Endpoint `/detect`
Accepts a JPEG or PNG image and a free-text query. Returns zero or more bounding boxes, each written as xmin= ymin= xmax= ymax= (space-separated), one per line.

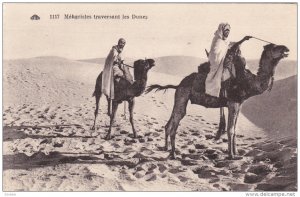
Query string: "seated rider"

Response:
xmin=205 ymin=23 xmax=252 ymax=97
xmin=101 ymin=38 xmax=133 ymax=100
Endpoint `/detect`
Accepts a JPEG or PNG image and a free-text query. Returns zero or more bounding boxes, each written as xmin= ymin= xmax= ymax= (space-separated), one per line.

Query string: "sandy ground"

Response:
xmin=2 ymin=57 xmax=297 ymax=191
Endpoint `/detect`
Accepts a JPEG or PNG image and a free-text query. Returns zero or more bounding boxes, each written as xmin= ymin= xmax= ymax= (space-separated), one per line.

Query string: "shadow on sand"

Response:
xmin=3 ymin=125 xmax=93 ymax=141
xmin=3 ymin=151 xmax=101 ymax=170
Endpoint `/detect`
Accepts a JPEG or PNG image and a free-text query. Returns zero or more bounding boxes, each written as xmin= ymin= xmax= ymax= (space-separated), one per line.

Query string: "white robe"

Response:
xmin=101 ymin=46 xmax=122 ymax=99
xmin=205 ymin=32 xmax=235 ymax=97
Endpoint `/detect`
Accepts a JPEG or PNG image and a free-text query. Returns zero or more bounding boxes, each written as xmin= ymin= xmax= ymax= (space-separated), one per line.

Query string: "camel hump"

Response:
xmin=198 ymin=62 xmax=210 ymax=74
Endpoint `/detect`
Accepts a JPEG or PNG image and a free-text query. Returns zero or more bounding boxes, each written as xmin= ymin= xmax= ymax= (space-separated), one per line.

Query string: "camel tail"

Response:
xmin=145 ymin=84 xmax=178 ymax=94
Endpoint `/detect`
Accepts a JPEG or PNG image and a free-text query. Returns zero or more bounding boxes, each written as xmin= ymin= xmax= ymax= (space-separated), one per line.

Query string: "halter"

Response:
xmin=144 ymin=58 xmax=150 ymax=69
xmin=123 ymin=58 xmax=149 ymax=69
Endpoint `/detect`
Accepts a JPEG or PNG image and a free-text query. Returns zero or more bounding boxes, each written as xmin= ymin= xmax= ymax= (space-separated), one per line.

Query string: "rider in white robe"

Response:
xmin=206 ymin=23 xmax=232 ymax=97
xmin=205 ymin=23 xmax=252 ymax=97
xmin=101 ymin=38 xmax=126 ymax=99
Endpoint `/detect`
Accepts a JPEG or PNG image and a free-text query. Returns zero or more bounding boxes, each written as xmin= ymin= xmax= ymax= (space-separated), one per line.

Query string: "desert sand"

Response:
xmin=2 ymin=56 xmax=297 ymax=191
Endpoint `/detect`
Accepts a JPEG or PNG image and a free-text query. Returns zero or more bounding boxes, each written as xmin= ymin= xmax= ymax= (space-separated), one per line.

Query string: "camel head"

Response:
xmin=263 ymin=44 xmax=289 ymax=61
xmin=133 ymin=59 xmax=155 ymax=81
xmin=257 ymin=44 xmax=289 ymax=76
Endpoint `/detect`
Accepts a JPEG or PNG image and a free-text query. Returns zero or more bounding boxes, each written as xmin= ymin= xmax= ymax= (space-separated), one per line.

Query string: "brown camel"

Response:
xmin=146 ymin=44 xmax=289 ymax=159
xmin=92 ymin=59 xmax=155 ymax=140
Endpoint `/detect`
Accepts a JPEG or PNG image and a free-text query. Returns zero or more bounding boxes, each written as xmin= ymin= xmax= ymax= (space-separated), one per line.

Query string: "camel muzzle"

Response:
xmin=278 ymin=46 xmax=289 ymax=58
xmin=282 ymin=48 xmax=289 ymax=58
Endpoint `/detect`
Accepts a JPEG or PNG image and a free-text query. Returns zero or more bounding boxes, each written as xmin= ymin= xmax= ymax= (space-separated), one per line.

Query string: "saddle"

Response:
xmin=114 ymin=63 xmax=134 ymax=83
xmin=197 ymin=46 xmax=248 ymax=98
xmin=198 ymin=44 xmax=247 ymax=81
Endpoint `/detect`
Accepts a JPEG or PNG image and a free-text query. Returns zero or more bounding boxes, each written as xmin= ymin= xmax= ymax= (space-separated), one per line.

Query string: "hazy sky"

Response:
xmin=3 ymin=3 xmax=297 ymax=60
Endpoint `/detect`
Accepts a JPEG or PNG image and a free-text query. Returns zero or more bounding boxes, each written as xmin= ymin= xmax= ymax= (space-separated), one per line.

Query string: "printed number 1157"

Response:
xmin=50 ymin=14 xmax=60 ymax=19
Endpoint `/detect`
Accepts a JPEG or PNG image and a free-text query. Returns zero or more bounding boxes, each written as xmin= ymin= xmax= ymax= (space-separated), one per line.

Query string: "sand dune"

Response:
xmin=81 ymin=56 xmax=297 ymax=80
xmin=241 ymin=76 xmax=297 ymax=139
xmin=151 ymin=56 xmax=205 ymax=77
xmin=3 ymin=56 xmax=100 ymax=106
xmin=246 ymin=59 xmax=297 ymax=80
xmin=3 ymin=56 xmax=297 ymax=191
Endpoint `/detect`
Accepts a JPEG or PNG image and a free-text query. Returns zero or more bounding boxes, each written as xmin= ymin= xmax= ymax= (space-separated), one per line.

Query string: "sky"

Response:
xmin=3 ymin=3 xmax=297 ymax=60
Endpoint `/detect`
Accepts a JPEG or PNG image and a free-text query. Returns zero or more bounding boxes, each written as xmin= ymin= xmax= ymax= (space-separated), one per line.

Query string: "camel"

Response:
xmin=92 ymin=59 xmax=155 ymax=140
xmin=146 ymin=44 xmax=289 ymax=159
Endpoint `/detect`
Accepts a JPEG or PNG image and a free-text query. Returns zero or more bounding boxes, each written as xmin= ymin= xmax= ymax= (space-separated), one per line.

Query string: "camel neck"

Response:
xmin=257 ymin=54 xmax=278 ymax=79
xmin=254 ymin=54 xmax=280 ymax=94
xmin=132 ymin=75 xmax=148 ymax=97
xmin=136 ymin=77 xmax=147 ymax=88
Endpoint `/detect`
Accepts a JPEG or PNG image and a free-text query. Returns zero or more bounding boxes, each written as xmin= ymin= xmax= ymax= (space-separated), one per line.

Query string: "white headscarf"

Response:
xmin=214 ymin=23 xmax=231 ymax=41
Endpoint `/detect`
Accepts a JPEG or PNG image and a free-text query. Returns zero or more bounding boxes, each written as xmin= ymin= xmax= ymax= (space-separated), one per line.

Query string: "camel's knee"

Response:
xmin=166 ymin=117 xmax=176 ymax=129
xmin=166 ymin=116 xmax=175 ymax=131
xmin=170 ymin=130 xmax=177 ymax=139
xmin=165 ymin=121 xmax=170 ymax=132
xmin=227 ymin=130 xmax=234 ymax=138
xmin=165 ymin=127 xmax=168 ymax=137
xmin=94 ymin=110 xmax=98 ymax=117
xmin=129 ymin=112 xmax=134 ymax=121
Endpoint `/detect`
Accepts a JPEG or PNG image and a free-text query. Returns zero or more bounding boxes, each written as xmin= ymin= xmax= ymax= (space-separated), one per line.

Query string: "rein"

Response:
xmin=251 ymin=36 xmax=275 ymax=45
xmin=205 ymin=36 xmax=277 ymax=92
xmin=123 ymin=63 xmax=134 ymax=68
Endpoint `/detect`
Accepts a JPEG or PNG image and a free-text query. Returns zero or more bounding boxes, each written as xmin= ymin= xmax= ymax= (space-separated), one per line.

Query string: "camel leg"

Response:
xmin=164 ymin=120 xmax=171 ymax=151
xmin=227 ymin=101 xmax=241 ymax=159
xmin=105 ymin=101 xmax=119 ymax=140
xmin=128 ymin=99 xmax=137 ymax=138
xmin=92 ymin=93 xmax=101 ymax=130
xmin=215 ymin=107 xmax=226 ymax=140
xmin=220 ymin=107 xmax=226 ymax=134
xmin=216 ymin=88 xmax=227 ymax=140
xmin=92 ymin=73 xmax=102 ymax=130
xmin=166 ymin=88 xmax=190 ymax=159
xmin=106 ymin=96 xmax=111 ymax=117
xmin=232 ymin=105 xmax=241 ymax=156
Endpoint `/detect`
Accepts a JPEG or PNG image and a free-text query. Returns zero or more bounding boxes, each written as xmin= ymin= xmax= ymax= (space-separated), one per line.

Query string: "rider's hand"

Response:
xmin=243 ymin=36 xmax=252 ymax=41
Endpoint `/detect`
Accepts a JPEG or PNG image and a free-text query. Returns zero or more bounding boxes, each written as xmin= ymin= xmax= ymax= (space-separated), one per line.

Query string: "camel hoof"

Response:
xmin=215 ymin=130 xmax=226 ymax=140
xmin=215 ymin=134 xmax=221 ymax=141
xmin=226 ymin=155 xmax=242 ymax=160
xmin=168 ymin=153 xmax=176 ymax=160
xmin=232 ymin=156 xmax=243 ymax=160
xmin=226 ymin=155 xmax=234 ymax=160
xmin=105 ymin=134 xmax=111 ymax=140
xmin=214 ymin=139 xmax=223 ymax=144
